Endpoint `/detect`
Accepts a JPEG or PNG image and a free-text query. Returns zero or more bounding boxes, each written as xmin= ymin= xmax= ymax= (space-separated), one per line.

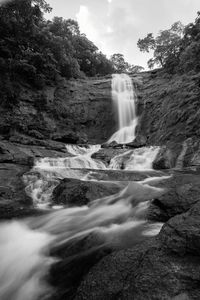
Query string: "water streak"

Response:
xmin=109 ymin=74 xmax=138 ymax=144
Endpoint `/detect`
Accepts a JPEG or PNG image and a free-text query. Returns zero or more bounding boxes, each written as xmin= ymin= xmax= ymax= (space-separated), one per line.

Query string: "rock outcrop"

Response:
xmin=0 ymin=138 xmax=69 ymax=219
xmin=0 ymin=77 xmax=115 ymax=144
xmin=75 ymin=197 xmax=200 ymax=300
xmin=52 ymin=178 xmax=121 ymax=207
xmin=75 ymin=237 xmax=200 ymax=300
xmin=148 ymin=172 xmax=200 ymax=221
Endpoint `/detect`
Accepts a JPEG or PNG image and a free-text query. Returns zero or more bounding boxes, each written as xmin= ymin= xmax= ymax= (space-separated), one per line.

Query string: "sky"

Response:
xmin=45 ymin=0 xmax=200 ymax=69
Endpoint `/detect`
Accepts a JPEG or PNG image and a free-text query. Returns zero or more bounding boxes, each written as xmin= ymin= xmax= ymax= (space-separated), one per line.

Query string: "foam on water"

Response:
xmin=109 ymin=146 xmax=160 ymax=170
xmin=0 ymin=74 xmax=166 ymax=300
xmin=23 ymin=145 xmax=106 ymax=208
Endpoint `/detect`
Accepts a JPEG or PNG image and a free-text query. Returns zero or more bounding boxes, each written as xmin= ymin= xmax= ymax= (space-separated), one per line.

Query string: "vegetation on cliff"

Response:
xmin=137 ymin=12 xmax=200 ymax=74
xmin=0 ymin=0 xmax=114 ymax=87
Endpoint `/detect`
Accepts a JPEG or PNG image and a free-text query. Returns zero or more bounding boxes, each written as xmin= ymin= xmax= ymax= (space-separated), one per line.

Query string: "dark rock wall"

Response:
xmin=2 ymin=70 xmax=200 ymax=147
xmin=1 ymin=77 xmax=116 ymax=144
xmin=135 ymin=70 xmax=200 ymax=146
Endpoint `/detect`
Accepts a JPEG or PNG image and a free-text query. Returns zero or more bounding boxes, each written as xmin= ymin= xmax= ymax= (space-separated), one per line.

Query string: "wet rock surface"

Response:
xmin=91 ymin=148 xmax=126 ymax=165
xmin=148 ymin=172 xmax=200 ymax=222
xmin=49 ymin=170 xmax=200 ymax=300
xmin=52 ymin=178 xmax=121 ymax=207
xmin=49 ymin=233 xmax=112 ymax=300
xmin=159 ymin=201 xmax=200 ymax=256
xmin=0 ymin=139 xmax=70 ymax=219
xmin=1 ymin=70 xmax=200 ymax=299
xmin=75 ymin=238 xmax=200 ymax=300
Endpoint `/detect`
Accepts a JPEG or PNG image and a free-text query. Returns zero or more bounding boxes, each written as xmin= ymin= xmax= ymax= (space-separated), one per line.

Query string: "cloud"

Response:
xmin=76 ymin=4 xmax=110 ymax=54
xmin=76 ymin=5 xmax=102 ymax=47
xmin=48 ymin=0 xmax=200 ymax=69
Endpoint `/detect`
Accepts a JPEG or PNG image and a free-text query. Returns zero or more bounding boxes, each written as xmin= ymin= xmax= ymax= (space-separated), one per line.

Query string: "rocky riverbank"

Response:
xmin=1 ymin=69 xmax=200 ymax=299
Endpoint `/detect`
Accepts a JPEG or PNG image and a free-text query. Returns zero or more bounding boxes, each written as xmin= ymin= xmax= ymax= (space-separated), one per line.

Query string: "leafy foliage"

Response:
xmin=111 ymin=53 xmax=144 ymax=74
xmin=178 ymin=12 xmax=200 ymax=73
xmin=137 ymin=21 xmax=184 ymax=69
xmin=137 ymin=13 xmax=200 ymax=74
xmin=0 ymin=0 xmax=115 ymax=91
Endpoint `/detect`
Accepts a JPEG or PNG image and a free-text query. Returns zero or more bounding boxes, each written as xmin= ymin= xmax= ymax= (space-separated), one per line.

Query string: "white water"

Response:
xmin=0 ymin=75 xmax=165 ymax=300
xmin=108 ymin=74 xmax=138 ymax=144
xmin=109 ymin=146 xmax=160 ymax=170
xmin=0 ymin=222 xmax=54 ymax=300
xmin=24 ymin=145 xmax=106 ymax=208
xmin=0 ymin=170 xmax=169 ymax=300
xmin=0 ymin=145 xmax=166 ymax=300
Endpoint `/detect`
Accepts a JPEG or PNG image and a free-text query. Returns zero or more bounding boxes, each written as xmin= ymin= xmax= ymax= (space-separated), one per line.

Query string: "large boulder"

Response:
xmin=49 ymin=233 xmax=112 ymax=300
xmin=91 ymin=148 xmax=127 ymax=166
xmin=75 ymin=238 xmax=200 ymax=300
xmin=159 ymin=201 xmax=200 ymax=256
xmin=52 ymin=178 xmax=121 ymax=207
xmin=148 ymin=172 xmax=200 ymax=222
xmin=153 ymin=145 xmax=176 ymax=169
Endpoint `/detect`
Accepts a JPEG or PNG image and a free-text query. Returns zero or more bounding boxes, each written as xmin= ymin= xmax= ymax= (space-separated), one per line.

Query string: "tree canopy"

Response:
xmin=0 ymin=0 xmax=115 ymax=88
xmin=0 ymin=0 xmax=145 ymax=111
xmin=137 ymin=13 xmax=200 ymax=74
xmin=111 ymin=53 xmax=144 ymax=74
xmin=137 ymin=21 xmax=184 ymax=69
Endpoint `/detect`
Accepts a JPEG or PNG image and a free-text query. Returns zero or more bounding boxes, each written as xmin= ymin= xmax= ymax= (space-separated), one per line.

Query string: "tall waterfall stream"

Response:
xmin=0 ymin=74 xmax=168 ymax=300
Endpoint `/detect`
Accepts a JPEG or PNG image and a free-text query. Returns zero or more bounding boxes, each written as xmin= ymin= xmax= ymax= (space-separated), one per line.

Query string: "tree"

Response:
xmin=110 ymin=53 xmax=144 ymax=74
xmin=110 ymin=53 xmax=129 ymax=73
xmin=127 ymin=65 xmax=144 ymax=73
xmin=178 ymin=12 xmax=200 ymax=72
xmin=137 ymin=21 xmax=184 ymax=69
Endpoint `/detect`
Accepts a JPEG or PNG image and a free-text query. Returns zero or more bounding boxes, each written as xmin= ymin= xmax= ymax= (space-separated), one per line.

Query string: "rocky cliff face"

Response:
xmin=0 ymin=76 xmax=116 ymax=144
xmin=135 ymin=70 xmax=200 ymax=145
xmin=2 ymin=70 xmax=200 ymax=153
xmin=129 ymin=70 xmax=200 ymax=169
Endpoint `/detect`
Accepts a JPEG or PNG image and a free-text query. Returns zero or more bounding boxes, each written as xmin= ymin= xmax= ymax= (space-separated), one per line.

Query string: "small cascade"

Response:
xmin=108 ymin=74 xmax=138 ymax=144
xmin=109 ymin=146 xmax=160 ymax=170
xmin=36 ymin=144 xmax=105 ymax=170
xmin=23 ymin=145 xmax=106 ymax=208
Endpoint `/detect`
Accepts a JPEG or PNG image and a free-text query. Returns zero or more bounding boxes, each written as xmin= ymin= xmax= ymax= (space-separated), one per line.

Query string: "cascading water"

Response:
xmin=24 ymin=145 xmax=106 ymax=208
xmin=108 ymin=73 xmax=138 ymax=144
xmin=0 ymin=75 xmax=165 ymax=300
xmin=109 ymin=146 xmax=160 ymax=170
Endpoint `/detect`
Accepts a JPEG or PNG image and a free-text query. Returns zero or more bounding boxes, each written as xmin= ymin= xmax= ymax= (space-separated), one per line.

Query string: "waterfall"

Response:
xmin=0 ymin=74 xmax=164 ymax=300
xmin=108 ymin=73 xmax=138 ymax=144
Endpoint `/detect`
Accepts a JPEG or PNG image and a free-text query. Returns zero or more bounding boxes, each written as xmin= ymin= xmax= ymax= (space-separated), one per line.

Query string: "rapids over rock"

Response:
xmin=1 ymin=73 xmax=198 ymax=300
xmin=0 ymin=142 xmax=167 ymax=300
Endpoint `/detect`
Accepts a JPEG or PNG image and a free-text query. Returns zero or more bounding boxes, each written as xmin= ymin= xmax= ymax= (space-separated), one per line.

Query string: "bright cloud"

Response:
xmin=47 ymin=0 xmax=200 ymax=69
xmin=76 ymin=5 xmax=103 ymax=49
